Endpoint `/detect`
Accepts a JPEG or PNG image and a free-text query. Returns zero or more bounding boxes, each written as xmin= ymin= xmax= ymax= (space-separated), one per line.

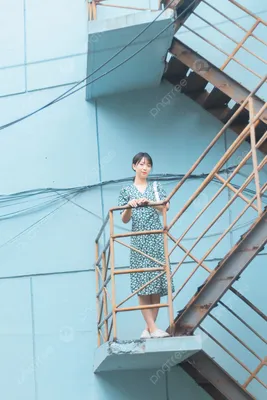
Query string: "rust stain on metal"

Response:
xmin=242 ymin=246 xmax=260 ymax=252
xmin=194 ymin=303 xmax=212 ymax=311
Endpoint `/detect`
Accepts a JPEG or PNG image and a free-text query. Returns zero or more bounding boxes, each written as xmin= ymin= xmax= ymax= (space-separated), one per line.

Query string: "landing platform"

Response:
xmin=86 ymin=9 xmax=175 ymax=100
xmin=94 ymin=335 xmax=201 ymax=373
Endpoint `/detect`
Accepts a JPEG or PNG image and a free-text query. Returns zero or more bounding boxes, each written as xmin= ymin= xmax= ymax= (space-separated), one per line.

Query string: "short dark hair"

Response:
xmin=132 ymin=152 xmax=153 ymax=169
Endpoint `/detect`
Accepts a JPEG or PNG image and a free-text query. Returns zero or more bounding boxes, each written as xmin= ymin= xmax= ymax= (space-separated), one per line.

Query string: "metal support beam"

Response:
xmin=174 ymin=207 xmax=267 ymax=336
xmin=181 ymin=351 xmax=255 ymax=400
xmin=169 ymin=39 xmax=267 ymax=125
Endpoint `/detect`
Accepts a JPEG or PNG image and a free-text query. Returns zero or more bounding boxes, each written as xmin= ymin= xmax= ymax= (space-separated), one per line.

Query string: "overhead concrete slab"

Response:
xmin=94 ymin=335 xmax=202 ymax=373
xmin=86 ymin=10 xmax=175 ymax=100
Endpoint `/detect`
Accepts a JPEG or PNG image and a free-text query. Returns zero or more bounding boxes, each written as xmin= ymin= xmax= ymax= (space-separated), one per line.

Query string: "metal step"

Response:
xmin=201 ymin=88 xmax=231 ymax=109
xmin=163 ymin=56 xmax=189 ymax=85
xmin=165 ymin=39 xmax=267 ymax=153
xmin=182 ymin=71 xmax=208 ymax=95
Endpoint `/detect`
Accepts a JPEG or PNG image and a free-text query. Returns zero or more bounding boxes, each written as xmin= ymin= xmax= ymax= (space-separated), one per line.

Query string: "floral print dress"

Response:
xmin=118 ymin=182 xmax=175 ymax=297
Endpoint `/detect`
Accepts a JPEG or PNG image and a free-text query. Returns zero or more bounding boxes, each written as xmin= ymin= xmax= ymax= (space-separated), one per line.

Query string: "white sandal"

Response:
xmin=140 ymin=329 xmax=151 ymax=339
xmin=150 ymin=329 xmax=170 ymax=339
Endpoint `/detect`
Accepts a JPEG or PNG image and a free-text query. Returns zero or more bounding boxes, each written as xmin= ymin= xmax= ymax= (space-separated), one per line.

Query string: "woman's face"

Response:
xmin=133 ymin=157 xmax=152 ymax=179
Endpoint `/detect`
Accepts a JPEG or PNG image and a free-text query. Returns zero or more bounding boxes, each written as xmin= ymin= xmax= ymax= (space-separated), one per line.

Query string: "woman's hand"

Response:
xmin=128 ymin=199 xmax=139 ymax=208
xmin=137 ymin=198 xmax=150 ymax=206
xmin=128 ymin=198 xmax=150 ymax=208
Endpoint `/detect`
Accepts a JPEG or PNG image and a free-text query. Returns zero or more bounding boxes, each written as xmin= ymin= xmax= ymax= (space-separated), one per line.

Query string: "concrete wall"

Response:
xmin=0 ymin=1 xmax=266 ymax=399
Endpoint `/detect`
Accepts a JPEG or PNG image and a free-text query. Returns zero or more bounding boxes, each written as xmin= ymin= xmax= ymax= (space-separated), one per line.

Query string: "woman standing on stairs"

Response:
xmin=118 ymin=152 xmax=175 ymax=339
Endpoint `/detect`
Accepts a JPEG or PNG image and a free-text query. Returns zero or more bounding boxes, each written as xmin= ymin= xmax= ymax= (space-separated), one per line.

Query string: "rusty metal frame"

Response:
xmin=95 ymin=76 xmax=267 ymax=346
xmin=183 ymin=0 xmax=267 ymax=90
xmin=88 ymin=0 xmax=162 ymax=21
xmin=181 ymin=350 xmax=255 ymax=400
xmin=94 ymin=82 xmax=267 ymax=398
xmin=198 ymin=284 xmax=267 ymax=392
xmin=93 ymin=3 xmax=267 ymax=397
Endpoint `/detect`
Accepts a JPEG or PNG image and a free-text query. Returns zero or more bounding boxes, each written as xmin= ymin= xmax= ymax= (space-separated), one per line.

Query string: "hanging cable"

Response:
xmin=0 ymin=0 xmax=197 ymax=131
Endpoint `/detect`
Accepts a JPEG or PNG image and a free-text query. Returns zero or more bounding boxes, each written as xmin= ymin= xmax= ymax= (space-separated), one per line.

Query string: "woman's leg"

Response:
xmin=151 ymin=293 xmax=160 ymax=323
xmin=139 ymin=295 xmax=157 ymax=333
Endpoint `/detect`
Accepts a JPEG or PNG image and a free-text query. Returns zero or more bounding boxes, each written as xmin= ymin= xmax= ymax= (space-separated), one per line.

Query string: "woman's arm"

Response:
xmin=121 ymin=208 xmax=132 ymax=223
xmin=121 ymin=199 xmax=139 ymax=223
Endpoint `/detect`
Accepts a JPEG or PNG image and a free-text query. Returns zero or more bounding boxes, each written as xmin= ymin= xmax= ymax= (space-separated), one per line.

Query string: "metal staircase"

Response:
xmin=92 ymin=1 xmax=267 ymax=398
xmin=164 ymin=39 xmax=267 ymax=154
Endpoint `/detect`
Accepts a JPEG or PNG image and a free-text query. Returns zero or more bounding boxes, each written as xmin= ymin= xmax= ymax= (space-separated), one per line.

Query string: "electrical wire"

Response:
xmin=0 ymin=0 xmax=193 ymax=131
xmin=0 ymin=191 xmax=81 ymax=251
xmin=0 ymin=166 xmax=239 ymax=220
xmin=0 ymin=168 xmax=265 ymax=252
xmin=1 ymin=166 xmax=266 ymax=215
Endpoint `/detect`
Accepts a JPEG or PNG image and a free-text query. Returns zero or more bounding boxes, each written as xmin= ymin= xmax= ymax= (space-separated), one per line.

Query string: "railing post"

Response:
xmin=102 ymin=251 xmax=109 ymax=341
xmin=95 ymin=240 xmax=101 ymax=346
xmin=162 ymin=205 xmax=174 ymax=335
xmin=109 ymin=211 xmax=117 ymax=340
xmin=249 ymin=98 xmax=262 ymax=215
xmin=92 ymin=0 xmax=97 ymax=20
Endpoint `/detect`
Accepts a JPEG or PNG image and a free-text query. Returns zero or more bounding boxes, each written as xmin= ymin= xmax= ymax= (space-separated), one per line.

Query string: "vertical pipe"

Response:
xmin=95 ymin=241 xmax=101 ymax=346
xmin=109 ymin=211 xmax=117 ymax=340
xmin=163 ymin=206 xmax=174 ymax=335
xmin=249 ymin=98 xmax=262 ymax=215
xmin=102 ymin=252 xmax=109 ymax=341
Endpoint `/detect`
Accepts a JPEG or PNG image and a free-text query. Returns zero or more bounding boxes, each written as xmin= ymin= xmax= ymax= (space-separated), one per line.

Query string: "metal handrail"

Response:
xmin=88 ymin=0 xmax=163 ymax=21
xmin=199 ymin=286 xmax=267 ymax=392
xmin=183 ymin=0 xmax=267 ymax=98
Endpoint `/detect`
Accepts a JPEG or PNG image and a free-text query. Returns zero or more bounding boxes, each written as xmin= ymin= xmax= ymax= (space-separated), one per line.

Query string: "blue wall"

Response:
xmin=0 ymin=1 xmax=266 ymax=399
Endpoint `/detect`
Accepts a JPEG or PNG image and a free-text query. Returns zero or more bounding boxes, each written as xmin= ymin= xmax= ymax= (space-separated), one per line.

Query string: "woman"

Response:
xmin=118 ymin=152 xmax=174 ymax=339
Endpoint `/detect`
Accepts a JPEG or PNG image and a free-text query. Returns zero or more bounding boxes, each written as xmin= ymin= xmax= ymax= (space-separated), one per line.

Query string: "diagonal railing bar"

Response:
xmin=202 ymin=0 xmax=267 ymax=47
xmin=209 ymin=313 xmax=262 ymax=361
xmin=192 ymin=11 xmax=267 ymax=66
xmin=219 ymin=300 xmax=267 ymax=345
xmin=116 ymin=271 xmax=166 ymax=309
xmin=199 ymin=326 xmax=267 ymax=389
xmin=172 ymin=179 xmax=267 ymax=301
xmin=96 ymin=275 xmax=111 ymax=298
xmin=166 ymin=76 xmax=267 ymax=221
xmin=214 ymin=173 xmax=258 ymax=212
xmin=183 ymin=23 xmax=262 ymax=79
xmin=172 ymin=180 xmax=267 ymax=302
xmin=114 ymin=238 xmax=166 ymax=267
xmin=169 ymin=131 xmax=267 ymax=270
xmin=167 ymin=97 xmax=267 ymax=230
xmin=95 ymin=241 xmax=110 ymax=267
xmin=229 ymin=0 xmax=267 ymax=26
xmin=102 ymin=251 xmax=109 ymax=340
xmin=243 ymin=356 xmax=267 ymax=389
xmin=167 ymin=231 xmax=212 ymax=273
xmin=229 ymin=287 xmax=267 ymax=322
xmin=104 ymin=286 xmax=112 ymax=304
xmin=98 ymin=311 xmax=113 ymax=329
xmin=199 ymin=326 xmax=254 ymax=374
xmin=220 ymin=19 xmax=261 ymax=73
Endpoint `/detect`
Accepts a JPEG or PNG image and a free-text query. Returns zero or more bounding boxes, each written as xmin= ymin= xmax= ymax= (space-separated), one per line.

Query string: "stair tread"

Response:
xmin=202 ymin=88 xmax=231 ymax=109
xmin=182 ymin=71 xmax=208 ymax=94
xmin=164 ymin=56 xmax=189 ymax=78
